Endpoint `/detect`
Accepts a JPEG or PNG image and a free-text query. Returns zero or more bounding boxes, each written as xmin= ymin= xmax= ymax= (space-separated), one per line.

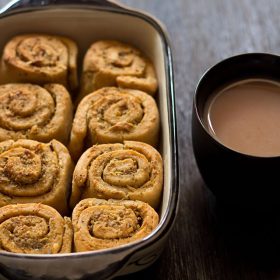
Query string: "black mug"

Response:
xmin=192 ymin=53 xmax=280 ymax=212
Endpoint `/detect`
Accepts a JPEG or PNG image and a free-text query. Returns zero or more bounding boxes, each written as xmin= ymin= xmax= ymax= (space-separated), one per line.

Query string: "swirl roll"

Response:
xmin=70 ymin=141 xmax=163 ymax=209
xmin=0 ymin=34 xmax=78 ymax=91
xmin=79 ymin=40 xmax=158 ymax=100
xmin=69 ymin=87 xmax=159 ymax=161
xmin=0 ymin=83 xmax=73 ymax=144
xmin=0 ymin=203 xmax=73 ymax=254
xmin=0 ymin=139 xmax=73 ymax=215
xmin=72 ymin=198 xmax=159 ymax=252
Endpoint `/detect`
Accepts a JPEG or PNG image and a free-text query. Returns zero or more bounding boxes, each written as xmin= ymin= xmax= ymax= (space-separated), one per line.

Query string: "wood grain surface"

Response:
xmin=0 ymin=0 xmax=280 ymax=279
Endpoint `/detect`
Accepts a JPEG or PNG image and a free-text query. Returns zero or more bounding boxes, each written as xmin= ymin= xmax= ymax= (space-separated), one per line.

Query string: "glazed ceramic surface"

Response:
xmin=192 ymin=53 xmax=280 ymax=211
xmin=0 ymin=1 xmax=178 ymax=279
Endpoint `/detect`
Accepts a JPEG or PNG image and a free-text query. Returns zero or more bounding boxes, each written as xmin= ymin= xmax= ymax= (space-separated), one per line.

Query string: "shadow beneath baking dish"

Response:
xmin=114 ymin=257 xmax=162 ymax=280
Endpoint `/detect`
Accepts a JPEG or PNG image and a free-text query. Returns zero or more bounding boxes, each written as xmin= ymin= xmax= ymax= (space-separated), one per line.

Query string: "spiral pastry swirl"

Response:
xmin=0 ymin=203 xmax=73 ymax=254
xmin=72 ymin=198 xmax=159 ymax=252
xmin=69 ymin=87 xmax=159 ymax=161
xmin=0 ymin=83 xmax=73 ymax=144
xmin=70 ymin=141 xmax=163 ymax=209
xmin=78 ymin=40 xmax=158 ymax=100
xmin=0 ymin=139 xmax=73 ymax=215
xmin=0 ymin=34 xmax=78 ymax=91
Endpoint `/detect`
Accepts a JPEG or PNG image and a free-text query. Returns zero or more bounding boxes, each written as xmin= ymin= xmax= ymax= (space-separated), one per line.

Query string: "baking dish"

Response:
xmin=0 ymin=0 xmax=178 ymax=279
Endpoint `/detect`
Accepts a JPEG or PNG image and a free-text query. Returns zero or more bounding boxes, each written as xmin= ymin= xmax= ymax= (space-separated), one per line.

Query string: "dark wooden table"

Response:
xmin=1 ymin=0 xmax=280 ymax=279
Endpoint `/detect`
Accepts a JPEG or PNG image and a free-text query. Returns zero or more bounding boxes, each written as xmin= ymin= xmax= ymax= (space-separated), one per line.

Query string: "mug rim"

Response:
xmin=193 ymin=52 xmax=280 ymax=159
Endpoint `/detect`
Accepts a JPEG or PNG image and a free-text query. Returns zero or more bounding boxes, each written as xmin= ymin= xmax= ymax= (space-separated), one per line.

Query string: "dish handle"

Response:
xmin=0 ymin=0 xmax=127 ymax=15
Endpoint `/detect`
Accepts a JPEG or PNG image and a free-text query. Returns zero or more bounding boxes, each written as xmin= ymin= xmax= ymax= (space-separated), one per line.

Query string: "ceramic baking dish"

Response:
xmin=0 ymin=1 xmax=178 ymax=279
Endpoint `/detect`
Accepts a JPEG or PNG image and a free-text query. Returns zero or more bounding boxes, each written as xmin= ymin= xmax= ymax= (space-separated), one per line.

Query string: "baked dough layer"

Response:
xmin=70 ymin=141 xmax=163 ymax=209
xmin=0 ymin=34 xmax=78 ymax=91
xmin=0 ymin=83 xmax=73 ymax=145
xmin=79 ymin=40 xmax=158 ymax=100
xmin=72 ymin=198 xmax=159 ymax=252
xmin=69 ymin=87 xmax=159 ymax=161
xmin=0 ymin=139 xmax=73 ymax=215
xmin=0 ymin=203 xmax=73 ymax=254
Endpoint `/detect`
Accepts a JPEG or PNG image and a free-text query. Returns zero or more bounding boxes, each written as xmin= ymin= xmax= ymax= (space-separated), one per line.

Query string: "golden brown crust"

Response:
xmin=0 ymin=83 xmax=73 ymax=145
xmin=70 ymin=141 xmax=163 ymax=209
xmin=72 ymin=198 xmax=159 ymax=252
xmin=68 ymin=87 xmax=160 ymax=161
xmin=0 ymin=203 xmax=73 ymax=254
xmin=0 ymin=34 xmax=78 ymax=91
xmin=0 ymin=139 xmax=73 ymax=215
xmin=78 ymin=40 xmax=157 ymax=100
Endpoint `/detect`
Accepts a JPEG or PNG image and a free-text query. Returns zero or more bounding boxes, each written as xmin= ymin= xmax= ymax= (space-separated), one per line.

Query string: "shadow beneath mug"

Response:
xmin=216 ymin=201 xmax=280 ymax=271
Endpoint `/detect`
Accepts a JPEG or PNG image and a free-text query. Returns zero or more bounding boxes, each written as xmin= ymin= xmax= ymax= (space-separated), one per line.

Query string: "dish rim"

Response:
xmin=0 ymin=0 xmax=179 ymax=260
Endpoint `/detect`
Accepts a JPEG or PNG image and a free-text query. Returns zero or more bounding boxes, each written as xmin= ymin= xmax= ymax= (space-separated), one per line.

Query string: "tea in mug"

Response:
xmin=204 ymin=79 xmax=280 ymax=157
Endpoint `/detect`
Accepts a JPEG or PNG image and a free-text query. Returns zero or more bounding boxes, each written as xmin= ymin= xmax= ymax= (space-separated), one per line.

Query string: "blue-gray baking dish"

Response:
xmin=0 ymin=1 xmax=178 ymax=279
